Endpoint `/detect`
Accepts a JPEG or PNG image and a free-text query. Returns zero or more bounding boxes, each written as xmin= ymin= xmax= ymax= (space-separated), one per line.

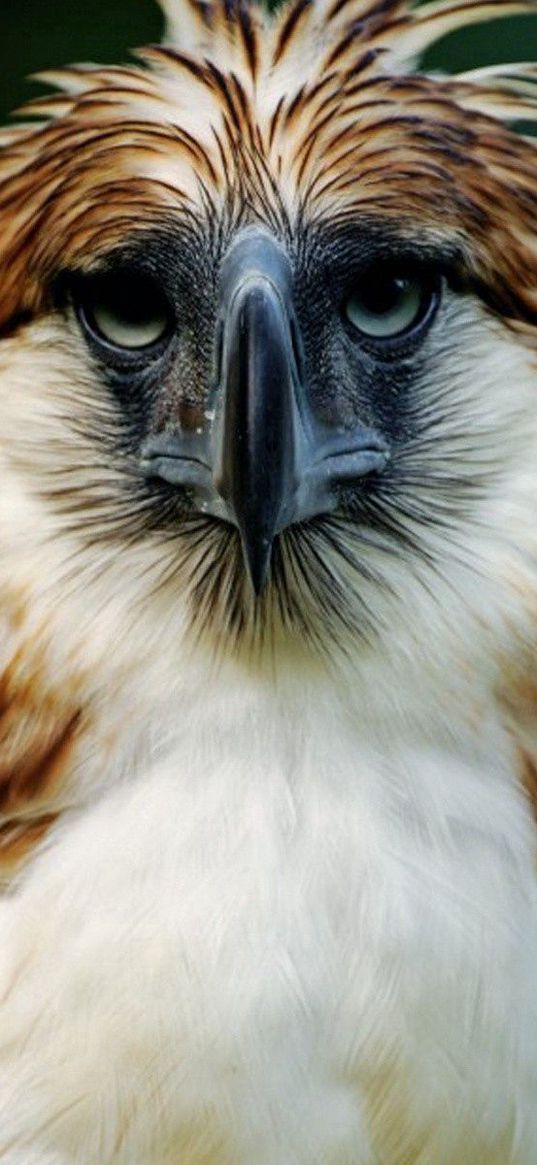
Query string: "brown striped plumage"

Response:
xmin=1 ymin=1 xmax=537 ymax=335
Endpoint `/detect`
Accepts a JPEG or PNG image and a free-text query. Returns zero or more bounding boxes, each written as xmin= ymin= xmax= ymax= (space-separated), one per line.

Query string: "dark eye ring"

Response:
xmin=342 ymin=265 xmax=441 ymax=344
xmin=73 ymin=270 xmax=174 ymax=356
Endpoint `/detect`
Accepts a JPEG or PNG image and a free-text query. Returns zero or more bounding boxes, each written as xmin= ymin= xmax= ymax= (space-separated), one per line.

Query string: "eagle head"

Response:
xmin=1 ymin=0 xmax=537 ymax=669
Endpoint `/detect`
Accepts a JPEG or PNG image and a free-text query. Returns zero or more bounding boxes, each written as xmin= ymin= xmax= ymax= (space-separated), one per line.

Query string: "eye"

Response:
xmin=74 ymin=271 xmax=173 ymax=353
xmin=343 ymin=266 xmax=439 ymax=342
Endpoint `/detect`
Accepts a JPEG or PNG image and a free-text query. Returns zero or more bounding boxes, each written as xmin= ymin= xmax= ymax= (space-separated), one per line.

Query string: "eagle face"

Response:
xmin=2 ymin=0 xmax=537 ymax=669
xmin=50 ymin=212 xmax=531 ymax=661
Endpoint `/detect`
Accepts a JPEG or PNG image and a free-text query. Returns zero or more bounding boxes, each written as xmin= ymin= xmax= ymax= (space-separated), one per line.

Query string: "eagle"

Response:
xmin=0 ymin=0 xmax=536 ymax=1161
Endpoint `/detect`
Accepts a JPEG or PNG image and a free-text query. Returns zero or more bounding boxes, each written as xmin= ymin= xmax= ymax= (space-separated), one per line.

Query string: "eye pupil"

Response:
xmin=343 ymin=267 xmax=437 ymax=342
xmin=75 ymin=271 xmax=172 ymax=353
xmin=361 ymin=276 xmax=408 ymax=316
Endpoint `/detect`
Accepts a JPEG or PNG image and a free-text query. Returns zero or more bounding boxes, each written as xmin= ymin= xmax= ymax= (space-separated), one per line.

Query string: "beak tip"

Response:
xmin=242 ymin=535 xmax=273 ymax=597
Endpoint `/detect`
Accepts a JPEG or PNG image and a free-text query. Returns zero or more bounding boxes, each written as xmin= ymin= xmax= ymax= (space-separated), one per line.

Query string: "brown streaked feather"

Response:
xmin=0 ymin=702 xmax=81 ymax=819
xmin=0 ymin=813 xmax=60 ymax=887
xmin=387 ymin=0 xmax=537 ymax=64
xmin=236 ymin=2 xmax=259 ymax=79
xmin=325 ymin=0 xmax=407 ymax=23
xmin=273 ymin=0 xmax=312 ymax=67
xmin=0 ymin=579 xmax=90 ymax=883
xmin=0 ymin=649 xmax=84 ymax=882
xmin=518 ymin=749 xmax=537 ymax=824
xmin=159 ymin=0 xmax=215 ymax=51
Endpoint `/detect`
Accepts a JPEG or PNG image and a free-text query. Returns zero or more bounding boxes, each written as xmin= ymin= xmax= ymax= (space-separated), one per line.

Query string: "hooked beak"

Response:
xmin=140 ymin=229 xmax=389 ymax=594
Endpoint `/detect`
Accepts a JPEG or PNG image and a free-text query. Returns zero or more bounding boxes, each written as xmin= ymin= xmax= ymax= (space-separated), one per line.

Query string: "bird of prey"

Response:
xmin=0 ymin=0 xmax=536 ymax=1161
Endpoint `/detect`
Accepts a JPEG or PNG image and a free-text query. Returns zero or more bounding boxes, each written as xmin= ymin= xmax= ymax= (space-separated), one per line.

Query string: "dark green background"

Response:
xmin=1 ymin=1 xmax=537 ymax=123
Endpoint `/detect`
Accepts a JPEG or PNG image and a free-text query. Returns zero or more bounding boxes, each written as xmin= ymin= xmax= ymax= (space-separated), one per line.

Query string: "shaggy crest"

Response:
xmin=0 ymin=0 xmax=537 ymax=333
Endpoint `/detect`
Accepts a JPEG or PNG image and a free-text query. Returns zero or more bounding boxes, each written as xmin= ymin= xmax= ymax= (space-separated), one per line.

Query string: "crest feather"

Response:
xmin=389 ymin=0 xmax=537 ymax=66
xmin=1 ymin=0 xmax=537 ymax=333
xmin=156 ymin=0 xmax=537 ymax=70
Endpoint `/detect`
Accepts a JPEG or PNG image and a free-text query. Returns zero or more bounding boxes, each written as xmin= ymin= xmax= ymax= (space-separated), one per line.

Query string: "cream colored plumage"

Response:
xmin=0 ymin=1 xmax=537 ymax=1162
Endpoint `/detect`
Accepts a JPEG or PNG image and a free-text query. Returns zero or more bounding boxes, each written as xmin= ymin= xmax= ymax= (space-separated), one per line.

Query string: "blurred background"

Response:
xmin=1 ymin=0 xmax=537 ymax=123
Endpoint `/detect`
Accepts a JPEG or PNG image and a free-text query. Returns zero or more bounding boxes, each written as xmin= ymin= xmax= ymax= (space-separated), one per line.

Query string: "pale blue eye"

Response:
xmin=344 ymin=273 xmax=426 ymax=339
xmin=78 ymin=272 xmax=172 ymax=351
xmin=92 ymin=301 xmax=168 ymax=348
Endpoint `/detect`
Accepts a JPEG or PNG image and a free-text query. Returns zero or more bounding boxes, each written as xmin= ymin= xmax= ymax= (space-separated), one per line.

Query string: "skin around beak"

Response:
xmin=140 ymin=229 xmax=389 ymax=595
